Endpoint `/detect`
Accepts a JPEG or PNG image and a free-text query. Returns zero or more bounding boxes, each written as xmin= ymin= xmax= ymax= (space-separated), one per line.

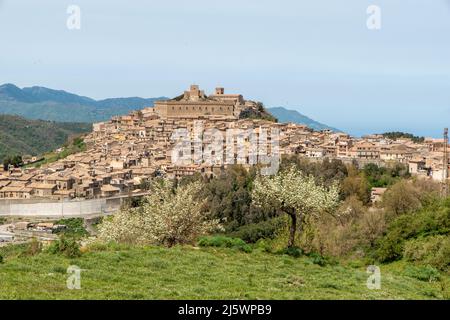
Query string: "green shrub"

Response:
xmin=54 ymin=218 xmax=89 ymax=238
xmin=374 ymin=201 xmax=450 ymax=262
xmin=240 ymin=244 xmax=253 ymax=253
xmin=278 ymin=247 xmax=302 ymax=258
xmin=227 ymin=217 xmax=287 ymax=243
xmin=47 ymin=236 xmax=81 ymax=258
xmin=198 ymin=236 xmax=252 ymax=253
xmin=0 ymin=254 xmax=3 ymax=264
xmin=309 ymin=252 xmax=328 ymax=266
xmin=404 ymin=265 xmax=441 ymax=282
xmin=404 ymin=235 xmax=450 ymax=271
xmin=254 ymin=239 xmax=274 ymax=253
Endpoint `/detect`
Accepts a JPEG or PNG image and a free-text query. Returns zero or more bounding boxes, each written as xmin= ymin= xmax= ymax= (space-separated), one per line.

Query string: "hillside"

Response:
xmin=0 ymin=115 xmax=91 ymax=161
xmin=268 ymin=107 xmax=340 ymax=132
xmin=0 ymin=244 xmax=446 ymax=299
xmin=0 ymin=84 xmax=166 ymax=123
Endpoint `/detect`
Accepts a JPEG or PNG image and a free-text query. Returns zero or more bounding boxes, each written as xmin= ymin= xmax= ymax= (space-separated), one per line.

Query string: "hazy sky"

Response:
xmin=0 ymin=0 xmax=449 ymax=137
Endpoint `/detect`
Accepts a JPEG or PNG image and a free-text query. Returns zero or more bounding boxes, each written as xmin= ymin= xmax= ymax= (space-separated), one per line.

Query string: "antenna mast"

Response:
xmin=442 ymin=128 xmax=449 ymax=197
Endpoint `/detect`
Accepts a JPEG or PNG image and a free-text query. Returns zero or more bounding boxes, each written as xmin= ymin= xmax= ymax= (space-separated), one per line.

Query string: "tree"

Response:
xmin=382 ymin=131 xmax=425 ymax=143
xmin=382 ymin=180 xmax=422 ymax=218
xmin=341 ymin=174 xmax=371 ymax=204
xmin=97 ymin=180 xmax=222 ymax=247
xmin=252 ymin=166 xmax=340 ymax=248
xmin=280 ymin=156 xmax=348 ymax=187
xmin=3 ymin=155 xmax=23 ymax=171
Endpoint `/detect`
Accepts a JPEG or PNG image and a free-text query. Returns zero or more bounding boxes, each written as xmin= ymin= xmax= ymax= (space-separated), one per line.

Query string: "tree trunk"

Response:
xmin=287 ymin=212 xmax=297 ymax=248
xmin=298 ymin=212 xmax=304 ymax=234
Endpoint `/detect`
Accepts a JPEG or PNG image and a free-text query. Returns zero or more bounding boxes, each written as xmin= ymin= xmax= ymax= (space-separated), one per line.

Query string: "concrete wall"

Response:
xmin=0 ymin=197 xmax=125 ymax=218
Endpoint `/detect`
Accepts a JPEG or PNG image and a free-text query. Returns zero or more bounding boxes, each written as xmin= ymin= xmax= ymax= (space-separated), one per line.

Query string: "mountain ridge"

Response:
xmin=0 ymin=84 xmax=338 ymax=131
xmin=267 ymin=107 xmax=340 ymax=132
xmin=0 ymin=84 xmax=167 ymax=123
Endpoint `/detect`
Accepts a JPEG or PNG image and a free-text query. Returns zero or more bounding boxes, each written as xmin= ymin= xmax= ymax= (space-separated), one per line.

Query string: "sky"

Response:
xmin=0 ymin=0 xmax=449 ymax=137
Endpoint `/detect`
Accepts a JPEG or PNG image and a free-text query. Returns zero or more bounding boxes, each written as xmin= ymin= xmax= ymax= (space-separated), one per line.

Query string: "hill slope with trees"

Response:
xmin=0 ymin=115 xmax=91 ymax=162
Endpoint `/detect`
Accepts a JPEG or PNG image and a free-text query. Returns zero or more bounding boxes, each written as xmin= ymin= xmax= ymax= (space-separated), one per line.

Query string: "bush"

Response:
xmin=0 ymin=254 xmax=3 ymax=264
xmin=227 ymin=217 xmax=287 ymax=243
xmin=374 ymin=201 xmax=450 ymax=263
xmin=54 ymin=218 xmax=88 ymax=238
xmin=198 ymin=236 xmax=252 ymax=253
xmin=363 ymin=163 xmax=409 ymax=188
xmin=296 ymin=201 xmax=385 ymax=259
xmin=47 ymin=236 xmax=81 ymax=258
xmin=278 ymin=247 xmax=302 ymax=258
xmin=308 ymin=252 xmax=328 ymax=266
xmin=404 ymin=265 xmax=441 ymax=282
xmin=403 ymin=235 xmax=450 ymax=271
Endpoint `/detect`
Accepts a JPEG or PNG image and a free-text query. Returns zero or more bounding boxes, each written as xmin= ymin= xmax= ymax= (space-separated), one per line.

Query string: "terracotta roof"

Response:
xmin=29 ymin=183 xmax=57 ymax=189
xmin=101 ymin=185 xmax=120 ymax=192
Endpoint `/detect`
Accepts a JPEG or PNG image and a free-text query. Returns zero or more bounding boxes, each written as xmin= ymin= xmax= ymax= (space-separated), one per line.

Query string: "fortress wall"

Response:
xmin=154 ymin=102 xmax=235 ymax=118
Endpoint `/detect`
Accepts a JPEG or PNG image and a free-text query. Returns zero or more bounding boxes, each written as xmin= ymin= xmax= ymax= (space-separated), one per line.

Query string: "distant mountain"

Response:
xmin=267 ymin=107 xmax=340 ymax=132
xmin=0 ymin=114 xmax=91 ymax=162
xmin=0 ymin=84 xmax=166 ymax=123
xmin=0 ymin=84 xmax=337 ymax=131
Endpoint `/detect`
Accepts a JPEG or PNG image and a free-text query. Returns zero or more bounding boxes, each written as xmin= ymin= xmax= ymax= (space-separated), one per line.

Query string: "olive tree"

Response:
xmin=252 ymin=166 xmax=340 ymax=248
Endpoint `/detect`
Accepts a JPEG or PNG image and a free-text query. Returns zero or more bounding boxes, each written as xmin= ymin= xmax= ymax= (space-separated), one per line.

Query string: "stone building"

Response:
xmin=145 ymin=85 xmax=246 ymax=120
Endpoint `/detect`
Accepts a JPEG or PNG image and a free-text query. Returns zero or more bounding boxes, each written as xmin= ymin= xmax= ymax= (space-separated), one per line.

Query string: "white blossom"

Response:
xmin=252 ymin=165 xmax=340 ymax=247
xmin=97 ymin=180 xmax=221 ymax=246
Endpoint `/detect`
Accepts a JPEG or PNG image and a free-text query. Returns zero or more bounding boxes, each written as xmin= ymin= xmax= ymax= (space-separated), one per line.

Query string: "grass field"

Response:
xmin=0 ymin=244 xmax=448 ymax=300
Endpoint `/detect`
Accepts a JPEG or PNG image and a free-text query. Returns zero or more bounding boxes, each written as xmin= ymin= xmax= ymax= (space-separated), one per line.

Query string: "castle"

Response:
xmin=142 ymin=85 xmax=252 ymax=120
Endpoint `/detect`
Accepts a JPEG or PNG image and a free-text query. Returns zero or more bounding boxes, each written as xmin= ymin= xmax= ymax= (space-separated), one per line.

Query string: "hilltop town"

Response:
xmin=0 ymin=85 xmax=449 ymax=200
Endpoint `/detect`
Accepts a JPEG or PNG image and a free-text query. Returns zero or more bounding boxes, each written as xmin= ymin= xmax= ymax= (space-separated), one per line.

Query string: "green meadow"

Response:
xmin=0 ymin=244 xmax=447 ymax=300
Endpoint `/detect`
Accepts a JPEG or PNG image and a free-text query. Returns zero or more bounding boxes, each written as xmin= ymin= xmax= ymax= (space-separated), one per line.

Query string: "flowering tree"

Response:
xmin=97 ymin=180 xmax=221 ymax=247
xmin=252 ymin=166 xmax=340 ymax=248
